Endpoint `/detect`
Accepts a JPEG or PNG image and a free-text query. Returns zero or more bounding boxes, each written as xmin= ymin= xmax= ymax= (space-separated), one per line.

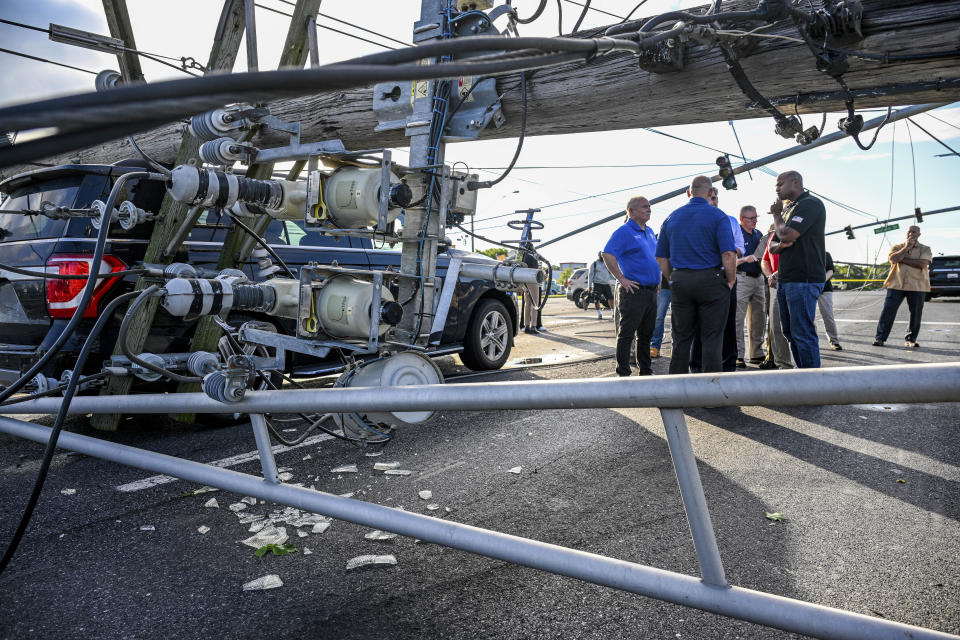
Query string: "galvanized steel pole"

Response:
xmin=7 ymin=363 xmax=959 ymax=415
xmin=0 ymin=415 xmax=955 ymax=640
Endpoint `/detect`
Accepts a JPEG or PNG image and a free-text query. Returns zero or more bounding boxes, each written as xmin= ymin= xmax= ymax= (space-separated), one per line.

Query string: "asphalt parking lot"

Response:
xmin=0 ymin=291 xmax=958 ymax=639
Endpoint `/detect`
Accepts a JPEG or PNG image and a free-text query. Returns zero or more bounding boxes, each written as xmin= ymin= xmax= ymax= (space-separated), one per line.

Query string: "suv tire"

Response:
xmin=461 ymin=298 xmax=513 ymax=370
xmin=574 ymin=290 xmax=589 ymax=309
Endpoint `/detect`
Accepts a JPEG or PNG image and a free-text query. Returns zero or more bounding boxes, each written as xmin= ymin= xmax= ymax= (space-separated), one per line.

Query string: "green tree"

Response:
xmin=479 ymin=247 xmax=508 ymax=260
xmin=558 ymin=267 xmax=573 ymax=285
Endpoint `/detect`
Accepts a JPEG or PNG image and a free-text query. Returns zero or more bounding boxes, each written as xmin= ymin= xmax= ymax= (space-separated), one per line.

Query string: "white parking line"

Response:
xmin=115 ymin=432 xmax=334 ymax=492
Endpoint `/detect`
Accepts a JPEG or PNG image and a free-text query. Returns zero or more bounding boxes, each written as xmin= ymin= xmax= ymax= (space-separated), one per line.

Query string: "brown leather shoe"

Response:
xmin=649 ymin=347 xmax=660 ymax=358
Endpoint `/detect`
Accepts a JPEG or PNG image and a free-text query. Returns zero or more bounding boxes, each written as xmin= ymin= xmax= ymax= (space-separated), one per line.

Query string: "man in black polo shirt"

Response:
xmin=768 ymin=171 xmax=826 ymax=368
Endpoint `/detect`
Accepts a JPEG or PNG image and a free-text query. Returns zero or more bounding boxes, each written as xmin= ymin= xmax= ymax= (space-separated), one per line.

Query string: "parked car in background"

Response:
xmin=928 ymin=255 xmax=960 ymax=300
xmin=565 ymin=268 xmax=588 ymax=306
xmin=0 ymin=163 xmax=519 ymax=389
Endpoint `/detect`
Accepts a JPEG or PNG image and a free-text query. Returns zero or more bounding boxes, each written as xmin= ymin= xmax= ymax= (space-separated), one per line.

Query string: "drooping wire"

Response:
xmin=467 ymin=72 xmax=527 ymax=191
xmin=0 ymin=47 xmax=98 ymax=76
xmin=513 ymin=0 xmax=549 ymax=24
xmin=255 ymin=3 xmax=396 ymax=51
xmin=273 ymin=0 xmax=411 ymax=46
xmin=905 ymin=120 xmax=917 ymax=212
xmin=220 ymin=209 xmax=297 ymax=279
xmin=923 ymin=112 xmax=960 ymax=132
xmin=907 ymin=118 xmax=960 ymax=158
xmin=0 ymin=289 xmax=140 ymax=574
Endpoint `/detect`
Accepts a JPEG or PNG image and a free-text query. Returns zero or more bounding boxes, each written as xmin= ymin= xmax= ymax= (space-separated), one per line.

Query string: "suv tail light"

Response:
xmin=45 ymin=254 xmax=127 ymax=319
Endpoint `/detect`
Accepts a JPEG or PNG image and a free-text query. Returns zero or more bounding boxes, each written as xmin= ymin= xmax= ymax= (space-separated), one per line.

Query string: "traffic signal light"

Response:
xmin=844 ymin=225 xmax=855 ymax=240
xmin=915 ymin=207 xmax=923 ymax=223
xmin=716 ymin=155 xmax=737 ymax=190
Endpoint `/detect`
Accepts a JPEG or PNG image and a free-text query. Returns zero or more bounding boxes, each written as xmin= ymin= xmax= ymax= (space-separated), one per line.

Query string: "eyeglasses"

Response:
xmin=741 ymin=216 xmax=757 ymax=220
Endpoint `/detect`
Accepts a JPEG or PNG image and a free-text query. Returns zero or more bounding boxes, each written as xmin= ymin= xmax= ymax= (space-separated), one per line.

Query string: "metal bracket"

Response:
xmin=429 ymin=257 xmax=462 ymax=345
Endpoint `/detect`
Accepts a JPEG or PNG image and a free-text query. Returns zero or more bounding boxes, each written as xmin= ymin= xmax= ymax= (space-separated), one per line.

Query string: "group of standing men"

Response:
xmin=602 ymin=171 xmax=844 ymax=376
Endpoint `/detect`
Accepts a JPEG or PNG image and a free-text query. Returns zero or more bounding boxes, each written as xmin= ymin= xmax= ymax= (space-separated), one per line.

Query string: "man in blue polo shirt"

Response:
xmin=602 ymin=196 xmax=662 ymax=376
xmin=656 ymin=176 xmax=737 ymax=374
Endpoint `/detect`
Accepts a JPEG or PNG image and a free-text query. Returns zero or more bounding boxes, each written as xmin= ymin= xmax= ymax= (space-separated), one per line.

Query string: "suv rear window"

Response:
xmin=0 ymin=184 xmax=78 ymax=242
xmin=186 ymin=211 xmax=365 ymax=248
xmin=932 ymin=257 xmax=960 ymax=268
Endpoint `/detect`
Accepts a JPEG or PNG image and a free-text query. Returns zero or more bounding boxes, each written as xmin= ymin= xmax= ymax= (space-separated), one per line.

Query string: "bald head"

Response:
xmin=689 ymin=175 xmax=713 ymax=198
xmin=775 ymin=170 xmax=804 ymax=201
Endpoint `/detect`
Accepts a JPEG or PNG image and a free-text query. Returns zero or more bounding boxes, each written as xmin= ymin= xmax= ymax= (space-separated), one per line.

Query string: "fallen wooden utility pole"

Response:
xmin=90 ymin=0 xmax=249 ymax=431
xmin=4 ymin=0 xmax=958 ymax=178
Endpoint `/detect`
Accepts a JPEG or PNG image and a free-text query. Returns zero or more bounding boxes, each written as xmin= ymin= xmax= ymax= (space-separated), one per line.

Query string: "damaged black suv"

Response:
xmin=0 ymin=162 xmax=518 ymax=389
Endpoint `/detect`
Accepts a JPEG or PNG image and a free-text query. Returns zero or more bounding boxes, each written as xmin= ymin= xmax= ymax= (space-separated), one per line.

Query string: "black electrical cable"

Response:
xmin=0 ymin=172 xmax=155 ymax=405
xmin=513 ymin=0 xmax=549 ymax=24
xmin=118 ymin=285 xmax=202 ymax=384
xmin=0 ymin=118 xmax=176 ymax=171
xmin=563 ymin=0 xmax=624 ymax=22
xmin=467 ymin=72 xmax=527 ymax=191
xmin=125 ymin=135 xmax=171 ymax=176
xmin=0 ymin=289 xmax=139 ymax=574
xmin=555 ymin=0 xmax=563 ymax=35
xmin=0 ymin=47 xmax=98 ymax=76
xmin=570 ymin=0 xmax=591 ymax=32
xmin=272 ymin=0 xmax=411 ymax=47
xmin=221 ymin=209 xmax=297 ymax=279
xmin=0 ymin=52 xmax=590 ymax=164
xmin=0 ymin=263 xmax=148 ymax=280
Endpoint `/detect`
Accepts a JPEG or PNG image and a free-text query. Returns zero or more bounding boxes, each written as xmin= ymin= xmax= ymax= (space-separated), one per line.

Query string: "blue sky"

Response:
xmin=1 ymin=0 xmax=957 ymax=265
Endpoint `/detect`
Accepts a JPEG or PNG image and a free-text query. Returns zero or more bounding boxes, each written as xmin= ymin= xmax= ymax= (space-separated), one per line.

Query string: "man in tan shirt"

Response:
xmin=873 ymin=225 xmax=932 ymax=348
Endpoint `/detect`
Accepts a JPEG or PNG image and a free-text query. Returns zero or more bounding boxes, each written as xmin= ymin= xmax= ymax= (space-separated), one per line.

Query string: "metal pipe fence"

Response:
xmin=2 ymin=363 xmax=958 ymax=639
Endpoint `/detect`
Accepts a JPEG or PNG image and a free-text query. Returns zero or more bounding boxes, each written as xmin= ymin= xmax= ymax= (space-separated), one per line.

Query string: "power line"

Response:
xmin=907 ymin=117 xmax=960 ymax=157
xmin=923 ymin=112 xmax=960 ymax=132
xmin=470 ymin=162 xmax=714 ymax=170
xmin=0 ymin=16 xmax=200 ymax=77
xmin=0 ymin=46 xmax=97 ymax=76
xmin=562 ymin=0 xmax=625 ymax=21
xmin=256 ymin=3 xmax=397 ymax=50
xmin=274 ymin=0 xmax=412 ymax=47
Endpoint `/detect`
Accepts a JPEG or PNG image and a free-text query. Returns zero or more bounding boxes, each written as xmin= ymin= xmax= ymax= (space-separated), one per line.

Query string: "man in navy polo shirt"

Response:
xmin=602 ymin=196 xmax=662 ymax=376
xmin=656 ymin=176 xmax=737 ymax=374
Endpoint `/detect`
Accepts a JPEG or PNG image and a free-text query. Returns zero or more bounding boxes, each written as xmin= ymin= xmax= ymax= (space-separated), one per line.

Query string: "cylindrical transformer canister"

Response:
xmin=314 ymin=275 xmax=400 ymax=339
xmin=326 ymin=167 xmax=408 ymax=228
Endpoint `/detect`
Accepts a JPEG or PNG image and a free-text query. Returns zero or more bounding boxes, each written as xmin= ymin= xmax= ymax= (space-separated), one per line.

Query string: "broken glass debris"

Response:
xmin=229 ymin=502 xmax=248 ymax=512
xmin=198 ymin=525 xmax=210 ymax=534
xmin=242 ymin=575 xmax=283 ymax=591
xmin=242 ymin=526 xmax=288 ymax=548
xmin=303 ymin=548 xmax=313 ymax=555
xmin=311 ymin=522 xmax=331 ymax=534
xmin=331 ymin=464 xmax=358 ymax=473
xmin=297 ymin=529 xmax=308 ymax=538
xmin=507 ymin=466 xmax=522 ymax=474
xmin=365 ymin=451 xmax=383 ymax=457
xmin=241 ymin=496 xmax=257 ymax=505
xmin=278 ymin=472 xmax=294 ymax=482
xmin=346 ymin=554 xmax=397 ymax=570
xmin=203 ymin=498 xmax=219 ymax=508
xmin=373 ymin=462 xmax=400 ymax=471
xmin=383 ymin=469 xmax=412 ymax=476
xmin=139 ymin=525 xmax=155 ymax=531
xmin=364 ymin=530 xmax=397 ymax=541
xmin=237 ymin=512 xmax=265 ymax=525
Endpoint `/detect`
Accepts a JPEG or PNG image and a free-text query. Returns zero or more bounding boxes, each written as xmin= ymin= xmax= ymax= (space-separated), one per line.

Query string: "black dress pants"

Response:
xmin=875 ymin=289 xmax=925 ymax=342
xmin=669 ymin=269 xmax=731 ymax=375
xmin=690 ymin=280 xmax=738 ymax=372
xmin=616 ymin=285 xmax=657 ymax=376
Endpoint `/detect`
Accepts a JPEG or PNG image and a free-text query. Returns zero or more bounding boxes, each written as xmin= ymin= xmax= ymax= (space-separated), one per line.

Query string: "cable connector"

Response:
xmin=838 ymin=112 xmax=864 ymax=137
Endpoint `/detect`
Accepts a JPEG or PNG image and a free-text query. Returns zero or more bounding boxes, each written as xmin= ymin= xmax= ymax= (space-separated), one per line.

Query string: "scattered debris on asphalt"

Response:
xmin=242 ymin=574 xmax=283 ymax=591
xmin=346 ymin=554 xmax=397 ymax=570
xmin=364 ymin=530 xmax=397 ymax=541
xmin=331 ymin=464 xmax=358 ymax=473
xmin=418 ymin=490 xmax=433 ymax=500
xmin=508 ymin=466 xmax=522 ymax=474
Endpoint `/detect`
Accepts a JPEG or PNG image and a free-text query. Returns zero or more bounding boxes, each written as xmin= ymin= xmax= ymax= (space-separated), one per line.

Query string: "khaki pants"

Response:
xmin=817 ymin=290 xmax=839 ymax=345
xmin=767 ymin=286 xmax=793 ymax=369
xmin=523 ymin=283 xmax=539 ymax=328
xmin=736 ymin=273 xmax=766 ymax=360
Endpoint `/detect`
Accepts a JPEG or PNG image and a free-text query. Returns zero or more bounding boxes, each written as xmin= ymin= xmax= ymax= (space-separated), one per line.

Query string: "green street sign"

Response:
xmin=874 ymin=223 xmax=900 ymax=234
